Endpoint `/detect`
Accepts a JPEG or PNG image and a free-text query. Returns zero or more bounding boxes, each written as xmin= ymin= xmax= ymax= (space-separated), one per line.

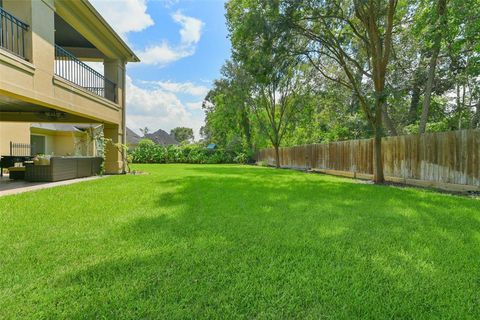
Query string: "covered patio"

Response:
xmin=0 ymin=173 xmax=105 ymax=197
xmin=1 ymin=0 xmax=134 ymax=177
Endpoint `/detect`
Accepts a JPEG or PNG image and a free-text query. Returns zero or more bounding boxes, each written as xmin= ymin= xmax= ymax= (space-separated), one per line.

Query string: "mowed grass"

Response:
xmin=0 ymin=164 xmax=479 ymax=319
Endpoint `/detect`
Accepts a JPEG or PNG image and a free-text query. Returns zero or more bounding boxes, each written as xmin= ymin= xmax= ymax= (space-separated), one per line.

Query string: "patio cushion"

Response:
xmin=33 ymin=158 xmax=50 ymax=165
xmin=8 ymin=167 xmax=26 ymax=172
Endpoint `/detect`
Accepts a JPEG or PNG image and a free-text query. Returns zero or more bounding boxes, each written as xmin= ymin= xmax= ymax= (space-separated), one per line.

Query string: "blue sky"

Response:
xmin=90 ymin=0 xmax=231 ymax=138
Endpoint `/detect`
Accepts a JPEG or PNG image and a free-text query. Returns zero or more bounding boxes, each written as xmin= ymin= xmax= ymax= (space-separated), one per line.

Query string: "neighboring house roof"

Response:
xmin=126 ymin=127 xmax=142 ymax=146
xmin=30 ymin=123 xmax=101 ymax=133
xmin=207 ymin=143 xmax=217 ymax=150
xmin=144 ymin=129 xmax=179 ymax=146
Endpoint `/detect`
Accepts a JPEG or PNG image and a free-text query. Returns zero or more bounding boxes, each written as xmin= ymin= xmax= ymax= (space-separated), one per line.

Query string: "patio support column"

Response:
xmin=104 ymin=59 xmax=126 ymax=107
xmin=104 ymin=124 xmax=124 ymax=174
xmin=103 ymin=59 xmax=127 ymax=174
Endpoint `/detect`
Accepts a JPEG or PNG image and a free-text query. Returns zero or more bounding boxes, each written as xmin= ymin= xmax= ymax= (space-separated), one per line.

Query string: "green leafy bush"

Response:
xmin=233 ymin=152 xmax=249 ymax=164
xmin=130 ymin=140 xmax=251 ymax=164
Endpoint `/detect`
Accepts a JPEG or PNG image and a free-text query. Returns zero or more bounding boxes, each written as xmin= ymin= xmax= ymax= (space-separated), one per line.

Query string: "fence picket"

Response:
xmin=256 ymin=129 xmax=480 ymax=188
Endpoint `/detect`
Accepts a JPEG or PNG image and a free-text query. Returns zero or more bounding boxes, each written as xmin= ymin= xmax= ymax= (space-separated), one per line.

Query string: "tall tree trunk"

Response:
xmin=373 ymin=127 xmax=384 ymax=183
xmin=361 ymin=0 xmax=396 ymax=183
xmin=408 ymin=84 xmax=422 ymax=124
xmin=456 ymin=83 xmax=463 ymax=129
xmin=274 ymin=144 xmax=280 ymax=168
xmin=240 ymin=104 xmax=252 ymax=151
xmin=418 ymin=0 xmax=448 ymax=133
xmin=373 ymin=99 xmax=385 ymax=183
xmin=382 ymin=107 xmax=398 ymax=136
xmin=408 ymin=55 xmax=424 ymax=124
xmin=349 ymin=58 xmax=364 ymax=113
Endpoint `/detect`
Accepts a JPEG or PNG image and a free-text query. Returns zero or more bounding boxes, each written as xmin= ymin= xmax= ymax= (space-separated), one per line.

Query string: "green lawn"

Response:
xmin=0 ymin=164 xmax=479 ymax=319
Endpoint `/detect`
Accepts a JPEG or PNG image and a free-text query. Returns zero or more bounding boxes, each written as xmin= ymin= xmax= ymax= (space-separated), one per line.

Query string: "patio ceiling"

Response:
xmin=0 ymin=95 xmax=98 ymax=123
xmin=55 ymin=14 xmax=95 ymax=49
xmin=55 ymin=13 xmax=105 ymax=61
xmin=31 ymin=123 xmax=102 ymax=132
xmin=0 ymin=95 xmax=46 ymax=113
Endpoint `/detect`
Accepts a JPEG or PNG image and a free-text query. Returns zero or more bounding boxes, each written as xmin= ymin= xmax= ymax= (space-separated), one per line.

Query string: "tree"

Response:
xmin=170 ymin=127 xmax=194 ymax=143
xmin=284 ymin=0 xmax=402 ymax=182
xmin=202 ymin=61 xmax=255 ymax=153
xmin=202 ymin=0 xmax=479 ymax=179
xmin=139 ymin=127 xmax=150 ymax=136
xmin=418 ymin=0 xmax=448 ymax=133
xmin=226 ymin=0 xmax=305 ymax=167
xmin=221 ymin=61 xmax=254 ymax=152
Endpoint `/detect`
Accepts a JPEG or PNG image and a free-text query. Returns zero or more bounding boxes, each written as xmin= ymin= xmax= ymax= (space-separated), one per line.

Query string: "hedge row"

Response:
xmin=130 ymin=140 xmax=249 ymax=164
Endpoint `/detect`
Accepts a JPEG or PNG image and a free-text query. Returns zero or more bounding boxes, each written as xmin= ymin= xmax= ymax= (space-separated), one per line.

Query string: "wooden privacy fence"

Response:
xmin=256 ymin=129 xmax=480 ymax=191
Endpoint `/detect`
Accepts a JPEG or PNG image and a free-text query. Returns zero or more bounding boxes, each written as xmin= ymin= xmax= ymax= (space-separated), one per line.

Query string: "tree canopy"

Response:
xmin=170 ymin=127 xmax=194 ymax=144
xmin=202 ymin=0 xmax=480 ymax=181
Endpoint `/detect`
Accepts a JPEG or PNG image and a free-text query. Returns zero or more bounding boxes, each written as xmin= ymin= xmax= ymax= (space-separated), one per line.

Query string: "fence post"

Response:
xmin=255 ymin=129 xmax=480 ymax=190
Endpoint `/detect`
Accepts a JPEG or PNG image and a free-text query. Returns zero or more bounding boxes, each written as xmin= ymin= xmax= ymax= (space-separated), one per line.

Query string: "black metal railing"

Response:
xmin=54 ymin=45 xmax=117 ymax=103
xmin=0 ymin=6 xmax=29 ymax=59
xmin=10 ymin=141 xmax=31 ymax=156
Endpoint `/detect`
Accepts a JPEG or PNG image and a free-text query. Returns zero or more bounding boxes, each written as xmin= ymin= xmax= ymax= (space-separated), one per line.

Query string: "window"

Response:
xmin=31 ymin=135 xmax=46 ymax=155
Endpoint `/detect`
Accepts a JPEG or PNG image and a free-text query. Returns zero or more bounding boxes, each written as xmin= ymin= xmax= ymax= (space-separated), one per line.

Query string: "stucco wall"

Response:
xmin=0 ymin=0 xmax=129 ymax=172
xmin=52 ymin=133 xmax=76 ymax=156
xmin=0 ymin=122 xmax=31 ymax=155
xmin=0 ymin=122 xmax=93 ymax=156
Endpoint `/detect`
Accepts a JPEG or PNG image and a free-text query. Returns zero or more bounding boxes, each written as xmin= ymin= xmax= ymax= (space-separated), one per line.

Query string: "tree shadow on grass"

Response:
xmin=53 ymin=166 xmax=480 ymax=318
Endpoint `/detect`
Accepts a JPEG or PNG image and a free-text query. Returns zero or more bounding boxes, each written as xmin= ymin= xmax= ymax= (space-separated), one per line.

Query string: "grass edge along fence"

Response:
xmin=256 ymin=129 xmax=480 ymax=192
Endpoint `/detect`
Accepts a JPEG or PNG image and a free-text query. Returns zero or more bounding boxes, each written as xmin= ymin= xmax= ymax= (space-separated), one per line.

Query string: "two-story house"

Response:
xmin=0 ymin=0 xmax=138 ymax=173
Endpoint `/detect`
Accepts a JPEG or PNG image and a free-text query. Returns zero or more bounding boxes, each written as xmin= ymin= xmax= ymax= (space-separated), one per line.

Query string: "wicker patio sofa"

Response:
xmin=25 ymin=157 xmax=103 ymax=182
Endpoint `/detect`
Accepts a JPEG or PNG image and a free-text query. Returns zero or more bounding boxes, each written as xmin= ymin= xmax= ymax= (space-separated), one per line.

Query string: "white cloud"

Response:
xmin=90 ymin=0 xmax=154 ymax=39
xmin=186 ymin=101 xmax=203 ymax=110
xmin=156 ymin=81 xmax=209 ymax=97
xmin=126 ymin=77 xmax=205 ymax=139
xmin=90 ymin=2 xmax=204 ymax=67
xmin=126 ymin=77 xmax=184 ymax=117
xmin=136 ymin=11 xmax=204 ymax=66
xmin=138 ymin=80 xmax=209 ymax=98
xmin=85 ymin=62 xmax=104 ymax=75
xmin=136 ymin=42 xmax=194 ymax=66
xmin=172 ymin=11 xmax=204 ymax=46
xmin=90 ymin=3 xmax=207 ymax=136
xmin=161 ymin=0 xmax=179 ymax=7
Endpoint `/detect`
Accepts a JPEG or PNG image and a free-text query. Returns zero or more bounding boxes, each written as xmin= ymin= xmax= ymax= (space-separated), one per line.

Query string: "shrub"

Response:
xmin=130 ymin=143 xmax=251 ymax=164
xmin=233 ymin=152 xmax=248 ymax=164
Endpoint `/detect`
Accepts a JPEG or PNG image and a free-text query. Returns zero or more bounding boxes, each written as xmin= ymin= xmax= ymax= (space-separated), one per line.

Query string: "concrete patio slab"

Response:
xmin=0 ymin=174 xmax=106 ymax=197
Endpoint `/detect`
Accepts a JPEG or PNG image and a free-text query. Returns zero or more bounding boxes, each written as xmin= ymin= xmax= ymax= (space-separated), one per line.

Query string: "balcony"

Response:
xmin=54 ymin=45 xmax=117 ymax=103
xmin=0 ymin=6 xmax=29 ymax=60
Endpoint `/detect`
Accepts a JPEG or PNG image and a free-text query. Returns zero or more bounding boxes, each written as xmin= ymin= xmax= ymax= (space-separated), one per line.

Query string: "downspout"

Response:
xmin=121 ymin=60 xmax=127 ymax=173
